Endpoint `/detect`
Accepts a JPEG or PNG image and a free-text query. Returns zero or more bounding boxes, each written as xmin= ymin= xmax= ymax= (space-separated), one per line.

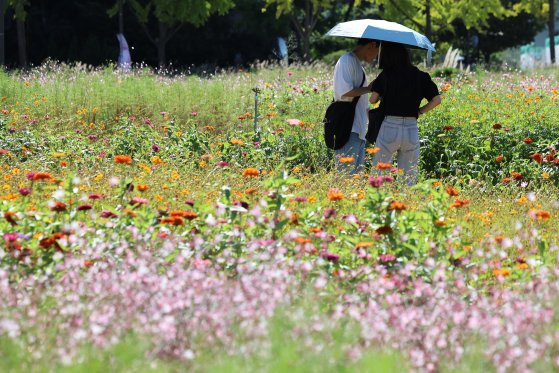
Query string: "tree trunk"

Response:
xmin=425 ymin=0 xmax=431 ymax=41
xmin=302 ymin=32 xmax=311 ymax=63
xmin=118 ymin=0 xmax=124 ymax=35
xmin=0 ymin=0 xmax=4 ymax=66
xmin=549 ymin=0 xmax=556 ymax=65
xmin=156 ymin=21 xmax=168 ymax=69
xmin=344 ymin=0 xmax=355 ymax=21
xmin=16 ymin=18 xmax=27 ymax=68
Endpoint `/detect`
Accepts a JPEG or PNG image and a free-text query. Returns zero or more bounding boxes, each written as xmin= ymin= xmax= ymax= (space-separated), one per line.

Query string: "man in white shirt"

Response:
xmin=333 ymin=38 xmax=380 ymax=175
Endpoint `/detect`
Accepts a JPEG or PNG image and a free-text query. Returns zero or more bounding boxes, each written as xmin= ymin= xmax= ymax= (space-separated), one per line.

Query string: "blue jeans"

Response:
xmin=335 ymin=132 xmax=365 ymax=175
xmin=372 ymin=116 xmax=420 ymax=185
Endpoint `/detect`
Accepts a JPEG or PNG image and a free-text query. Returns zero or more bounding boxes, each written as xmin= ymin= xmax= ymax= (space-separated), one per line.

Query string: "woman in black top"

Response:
xmin=370 ymin=42 xmax=441 ymax=185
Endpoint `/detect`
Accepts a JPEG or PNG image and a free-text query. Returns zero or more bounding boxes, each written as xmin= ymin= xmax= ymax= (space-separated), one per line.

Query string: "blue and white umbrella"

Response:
xmin=325 ymin=19 xmax=435 ymax=52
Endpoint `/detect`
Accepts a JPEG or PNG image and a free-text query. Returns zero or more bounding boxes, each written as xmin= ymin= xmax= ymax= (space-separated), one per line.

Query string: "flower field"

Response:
xmin=1 ymin=63 xmax=559 ymax=372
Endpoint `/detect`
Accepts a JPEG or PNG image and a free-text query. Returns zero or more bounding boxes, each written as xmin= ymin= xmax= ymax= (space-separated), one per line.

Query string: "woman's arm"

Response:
xmin=418 ymin=95 xmax=442 ymax=115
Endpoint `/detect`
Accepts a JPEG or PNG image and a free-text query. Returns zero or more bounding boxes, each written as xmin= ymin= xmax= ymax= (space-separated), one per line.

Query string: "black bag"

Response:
xmin=323 ymin=72 xmax=366 ymax=150
xmin=366 ymin=74 xmax=388 ymax=144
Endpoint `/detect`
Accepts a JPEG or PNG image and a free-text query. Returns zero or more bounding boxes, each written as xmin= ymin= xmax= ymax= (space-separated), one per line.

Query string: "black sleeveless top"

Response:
xmin=371 ymin=66 xmax=439 ymax=118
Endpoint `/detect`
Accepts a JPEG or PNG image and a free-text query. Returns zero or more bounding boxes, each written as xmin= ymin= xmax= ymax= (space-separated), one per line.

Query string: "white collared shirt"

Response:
xmin=333 ymin=52 xmax=369 ymax=141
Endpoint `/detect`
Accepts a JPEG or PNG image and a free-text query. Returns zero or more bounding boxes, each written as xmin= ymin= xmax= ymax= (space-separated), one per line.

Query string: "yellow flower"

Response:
xmin=171 ymin=171 xmax=180 ymax=181
xmin=94 ymin=173 xmax=104 ymax=182
xmin=542 ymin=172 xmax=550 ymax=179
xmin=308 ymin=195 xmax=316 ymax=203
xmin=11 ymin=168 xmax=20 ymax=175
xmin=230 ymin=138 xmax=244 ymax=145
xmin=517 ymin=196 xmax=527 ymax=205
xmin=151 ymin=156 xmax=162 ymax=165
xmin=138 ymin=163 xmax=152 ymax=173
xmin=199 ymin=160 xmax=207 ymax=169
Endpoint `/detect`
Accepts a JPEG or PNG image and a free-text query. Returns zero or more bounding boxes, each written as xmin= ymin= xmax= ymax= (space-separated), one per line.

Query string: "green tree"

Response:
xmin=111 ymin=0 xmax=235 ymax=68
xmin=513 ymin=1 xmax=555 ymax=63
xmin=368 ymin=0 xmax=510 ymax=43
xmin=6 ymin=0 xmax=29 ymax=68
xmin=446 ymin=0 xmax=545 ymax=63
xmin=264 ymin=0 xmax=362 ymax=62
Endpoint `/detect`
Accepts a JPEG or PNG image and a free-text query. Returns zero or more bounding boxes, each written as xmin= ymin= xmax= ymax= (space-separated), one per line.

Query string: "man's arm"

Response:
xmin=342 ymin=81 xmax=373 ymax=98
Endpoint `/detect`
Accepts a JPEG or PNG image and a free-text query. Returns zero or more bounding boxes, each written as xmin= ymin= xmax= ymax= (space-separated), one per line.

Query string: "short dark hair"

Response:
xmin=378 ymin=42 xmax=412 ymax=70
xmin=357 ymin=38 xmax=379 ymax=46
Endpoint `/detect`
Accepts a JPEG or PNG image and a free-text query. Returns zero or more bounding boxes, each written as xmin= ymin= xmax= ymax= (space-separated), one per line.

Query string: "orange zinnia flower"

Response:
xmin=511 ymin=172 xmax=523 ymax=180
xmin=137 ymin=184 xmax=149 ymax=192
xmin=528 ymin=209 xmax=551 ymax=220
xmin=230 ymin=138 xmax=245 ymax=145
xmin=531 ymin=153 xmax=543 ymax=164
xmin=242 ymin=168 xmax=260 ymax=177
xmin=33 ymin=172 xmax=51 ymax=181
xmin=51 ymin=202 xmax=66 ymax=212
xmin=339 ymin=156 xmax=355 ymax=163
xmin=493 ymin=268 xmax=511 ymax=277
xmin=502 ymin=177 xmax=511 ymax=184
xmin=327 ymin=189 xmax=344 ymax=201
xmin=451 ymin=199 xmax=470 ymax=208
xmin=183 ymin=210 xmax=198 ymax=220
xmin=294 ymin=237 xmax=312 ymax=245
xmin=160 ymin=216 xmax=184 ymax=226
xmin=115 ymin=155 xmax=132 ymax=164
xmin=523 ymin=138 xmax=533 ymax=144
xmin=432 ymin=181 xmax=442 ymax=187
xmin=387 ymin=201 xmax=407 ymax=211
xmin=433 ymin=219 xmax=447 ymax=227
xmin=245 ymin=187 xmax=257 ymax=194
xmin=366 ymin=147 xmax=380 ymax=154
xmin=495 ymin=155 xmax=504 ymax=162
xmin=445 ymin=186 xmax=459 ymax=196
xmin=84 ymin=260 xmax=94 ymax=268
xmin=355 ymin=242 xmax=373 ymax=249
xmin=376 ymin=162 xmax=392 ymax=170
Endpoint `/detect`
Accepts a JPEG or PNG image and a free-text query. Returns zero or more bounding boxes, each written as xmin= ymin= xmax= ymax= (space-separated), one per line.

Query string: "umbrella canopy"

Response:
xmin=325 ymin=19 xmax=435 ymax=52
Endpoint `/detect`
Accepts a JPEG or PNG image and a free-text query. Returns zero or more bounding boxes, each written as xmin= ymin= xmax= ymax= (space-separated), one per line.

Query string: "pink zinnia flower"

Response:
xmin=100 ymin=210 xmax=117 ymax=218
xmin=130 ymin=197 xmax=149 ymax=205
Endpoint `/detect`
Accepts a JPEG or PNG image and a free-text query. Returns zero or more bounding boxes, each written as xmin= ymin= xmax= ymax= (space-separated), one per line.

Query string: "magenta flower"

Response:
xmin=18 ymin=188 xmax=31 ymax=196
xmin=323 ymin=207 xmax=337 ymax=219
xmin=25 ymin=172 xmax=36 ymax=181
xmin=151 ymin=144 xmax=160 ymax=153
xmin=216 ymin=161 xmax=229 ymax=167
xmin=379 ymin=254 xmax=396 ymax=263
xmin=77 ymin=204 xmax=93 ymax=211
xmin=320 ymin=251 xmax=340 ymax=263
xmin=88 ymin=193 xmax=103 ymax=200
xmin=369 ymin=176 xmax=384 ymax=188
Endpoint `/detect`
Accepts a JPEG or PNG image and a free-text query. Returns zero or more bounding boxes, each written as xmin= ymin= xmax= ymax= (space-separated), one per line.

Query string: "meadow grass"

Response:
xmin=0 ymin=63 xmax=559 ymax=371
